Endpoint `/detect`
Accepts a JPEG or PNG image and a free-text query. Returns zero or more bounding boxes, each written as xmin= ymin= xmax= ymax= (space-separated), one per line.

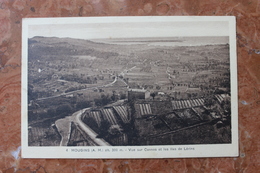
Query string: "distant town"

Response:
xmin=28 ymin=36 xmax=231 ymax=146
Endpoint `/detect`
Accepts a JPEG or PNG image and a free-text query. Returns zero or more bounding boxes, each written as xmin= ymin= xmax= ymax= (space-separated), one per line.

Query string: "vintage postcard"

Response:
xmin=22 ymin=16 xmax=238 ymax=158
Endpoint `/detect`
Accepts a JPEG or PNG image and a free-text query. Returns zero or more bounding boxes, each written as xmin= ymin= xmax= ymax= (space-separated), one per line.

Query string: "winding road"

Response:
xmin=55 ymin=108 xmax=110 ymax=146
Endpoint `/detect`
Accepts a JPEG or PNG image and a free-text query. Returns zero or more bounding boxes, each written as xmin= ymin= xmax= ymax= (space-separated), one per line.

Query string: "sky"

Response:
xmin=24 ymin=16 xmax=233 ymax=40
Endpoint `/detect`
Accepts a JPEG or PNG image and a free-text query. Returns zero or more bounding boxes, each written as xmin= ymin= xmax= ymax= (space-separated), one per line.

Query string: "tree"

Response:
xmin=214 ymin=88 xmax=225 ymax=94
xmin=111 ymin=90 xmax=117 ymax=101
xmin=150 ymin=92 xmax=156 ymax=100
xmin=56 ymin=104 xmax=72 ymax=116
xmin=204 ymin=95 xmax=216 ymax=108
xmin=94 ymin=98 xmax=103 ymax=107
xmin=221 ymin=97 xmax=231 ymax=116
xmin=120 ymin=93 xmax=126 ymax=99
xmin=76 ymin=100 xmax=91 ymax=109
xmin=108 ymin=125 xmax=123 ymax=137
xmin=97 ymin=120 xmax=111 ymax=138
xmin=101 ymin=94 xmax=112 ymax=105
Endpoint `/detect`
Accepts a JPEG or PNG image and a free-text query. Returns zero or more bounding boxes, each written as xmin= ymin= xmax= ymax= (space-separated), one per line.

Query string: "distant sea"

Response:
xmin=91 ymin=36 xmax=229 ymax=47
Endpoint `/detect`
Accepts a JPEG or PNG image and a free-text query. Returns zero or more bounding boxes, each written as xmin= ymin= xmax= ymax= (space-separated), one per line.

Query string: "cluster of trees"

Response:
xmin=128 ymin=83 xmax=162 ymax=90
xmin=65 ymin=85 xmax=87 ymax=93
xmin=204 ymin=94 xmax=231 ymax=120
xmin=93 ymin=91 xmax=126 ymax=107
xmin=28 ymin=91 xmax=95 ymax=121
xmin=28 ymin=103 xmax=73 ymax=122
xmin=28 ymin=98 xmax=93 ymax=122
xmin=83 ymin=113 xmax=136 ymax=146
xmin=60 ymin=74 xmax=98 ymax=84
xmin=29 ymin=90 xmax=53 ymax=101
xmin=75 ymin=100 xmax=92 ymax=110
xmin=94 ymin=94 xmax=112 ymax=107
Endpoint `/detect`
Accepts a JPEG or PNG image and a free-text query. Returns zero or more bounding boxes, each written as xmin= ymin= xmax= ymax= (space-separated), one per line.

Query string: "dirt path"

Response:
xmin=55 ymin=108 xmax=89 ymax=146
xmin=55 ymin=108 xmax=110 ymax=146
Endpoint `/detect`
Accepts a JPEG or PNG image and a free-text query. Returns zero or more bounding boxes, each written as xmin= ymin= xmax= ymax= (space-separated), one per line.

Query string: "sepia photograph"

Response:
xmin=22 ymin=16 xmax=238 ymax=158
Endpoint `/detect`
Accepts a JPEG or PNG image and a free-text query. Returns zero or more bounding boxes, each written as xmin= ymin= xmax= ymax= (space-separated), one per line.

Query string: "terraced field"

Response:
xmin=29 ymin=120 xmax=61 ymax=146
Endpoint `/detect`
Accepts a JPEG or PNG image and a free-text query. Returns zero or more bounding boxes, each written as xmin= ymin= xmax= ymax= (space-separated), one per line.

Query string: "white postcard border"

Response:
xmin=22 ymin=16 xmax=238 ymax=159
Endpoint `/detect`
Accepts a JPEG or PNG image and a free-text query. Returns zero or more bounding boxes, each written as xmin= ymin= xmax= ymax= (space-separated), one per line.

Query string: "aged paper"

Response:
xmin=22 ymin=16 xmax=238 ymax=158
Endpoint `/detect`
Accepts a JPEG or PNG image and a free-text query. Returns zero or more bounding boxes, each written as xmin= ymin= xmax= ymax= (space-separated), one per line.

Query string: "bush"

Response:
xmin=56 ymin=104 xmax=72 ymax=116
